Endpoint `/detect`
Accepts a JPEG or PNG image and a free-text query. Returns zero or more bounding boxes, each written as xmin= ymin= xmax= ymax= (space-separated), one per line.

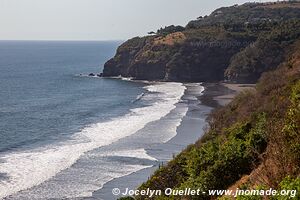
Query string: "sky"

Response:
xmin=0 ymin=0 xmax=270 ymax=41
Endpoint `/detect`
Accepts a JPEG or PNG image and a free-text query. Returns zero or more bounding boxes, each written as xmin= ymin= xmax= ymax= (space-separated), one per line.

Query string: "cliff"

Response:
xmin=114 ymin=2 xmax=300 ymax=200
xmin=102 ymin=2 xmax=300 ymax=83
xmin=128 ymin=38 xmax=300 ymax=200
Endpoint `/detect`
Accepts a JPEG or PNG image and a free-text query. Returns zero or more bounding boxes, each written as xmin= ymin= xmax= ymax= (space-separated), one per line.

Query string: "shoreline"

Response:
xmin=2 ymin=81 xmax=255 ymax=200
xmin=2 ymin=81 xmax=185 ymax=200
xmin=88 ymin=83 xmax=204 ymax=200
xmin=200 ymin=82 xmax=255 ymax=107
xmin=90 ymin=82 xmax=246 ymax=200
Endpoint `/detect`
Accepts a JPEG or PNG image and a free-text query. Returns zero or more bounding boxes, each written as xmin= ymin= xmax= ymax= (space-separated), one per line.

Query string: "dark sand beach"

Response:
xmin=200 ymin=83 xmax=255 ymax=107
xmin=89 ymin=82 xmax=254 ymax=200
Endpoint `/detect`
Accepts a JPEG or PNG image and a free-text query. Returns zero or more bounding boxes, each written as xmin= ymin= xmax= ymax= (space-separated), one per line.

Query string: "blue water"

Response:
xmin=0 ymin=41 xmax=146 ymax=153
xmin=0 ymin=41 xmax=191 ymax=200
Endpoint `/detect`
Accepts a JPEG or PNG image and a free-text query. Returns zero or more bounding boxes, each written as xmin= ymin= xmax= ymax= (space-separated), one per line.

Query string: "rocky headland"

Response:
xmin=102 ymin=1 xmax=300 ymax=83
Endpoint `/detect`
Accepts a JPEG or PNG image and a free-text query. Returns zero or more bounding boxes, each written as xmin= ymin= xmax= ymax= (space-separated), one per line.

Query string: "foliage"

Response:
xmin=273 ymin=176 xmax=300 ymax=200
xmin=157 ymin=25 xmax=185 ymax=36
xmin=137 ymin=114 xmax=268 ymax=200
xmin=282 ymin=80 xmax=300 ymax=172
xmin=136 ymin=43 xmax=300 ymax=199
xmin=225 ymin=20 xmax=300 ymax=83
xmin=103 ymin=2 xmax=300 ymax=83
xmin=186 ymin=2 xmax=300 ymax=29
xmin=106 ymin=3 xmax=300 ymax=199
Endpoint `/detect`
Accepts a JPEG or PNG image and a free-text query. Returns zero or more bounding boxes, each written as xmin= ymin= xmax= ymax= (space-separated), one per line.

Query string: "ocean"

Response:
xmin=0 ymin=41 xmax=207 ymax=199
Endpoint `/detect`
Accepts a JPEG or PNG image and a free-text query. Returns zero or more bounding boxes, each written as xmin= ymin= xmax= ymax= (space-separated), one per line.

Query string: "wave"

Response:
xmin=10 ymin=149 xmax=155 ymax=199
xmin=104 ymin=75 xmax=154 ymax=84
xmin=102 ymin=75 xmax=133 ymax=81
xmin=96 ymin=148 xmax=157 ymax=161
xmin=0 ymin=82 xmax=186 ymax=199
xmin=121 ymin=77 xmax=133 ymax=81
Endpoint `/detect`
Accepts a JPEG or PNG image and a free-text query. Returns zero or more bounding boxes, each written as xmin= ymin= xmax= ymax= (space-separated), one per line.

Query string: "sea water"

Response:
xmin=0 ymin=41 xmax=192 ymax=199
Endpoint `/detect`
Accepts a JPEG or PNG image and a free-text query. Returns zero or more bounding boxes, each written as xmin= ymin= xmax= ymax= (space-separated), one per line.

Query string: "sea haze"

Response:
xmin=0 ymin=41 xmax=191 ymax=199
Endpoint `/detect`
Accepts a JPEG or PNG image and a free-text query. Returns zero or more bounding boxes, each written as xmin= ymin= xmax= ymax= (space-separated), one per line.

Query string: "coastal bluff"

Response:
xmin=102 ymin=1 xmax=300 ymax=83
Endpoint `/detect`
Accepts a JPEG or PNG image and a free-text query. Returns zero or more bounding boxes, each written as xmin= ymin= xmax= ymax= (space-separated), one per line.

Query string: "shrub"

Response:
xmin=273 ymin=176 xmax=300 ymax=199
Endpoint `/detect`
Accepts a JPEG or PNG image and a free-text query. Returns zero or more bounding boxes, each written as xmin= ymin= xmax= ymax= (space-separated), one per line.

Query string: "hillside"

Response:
xmin=120 ymin=38 xmax=300 ymax=200
xmin=102 ymin=1 xmax=300 ymax=83
xmin=109 ymin=2 xmax=300 ymax=199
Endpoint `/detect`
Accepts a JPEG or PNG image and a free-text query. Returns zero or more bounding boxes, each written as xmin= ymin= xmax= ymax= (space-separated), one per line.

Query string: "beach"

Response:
xmin=89 ymin=82 xmax=253 ymax=200
xmin=0 ymin=56 xmax=255 ymax=200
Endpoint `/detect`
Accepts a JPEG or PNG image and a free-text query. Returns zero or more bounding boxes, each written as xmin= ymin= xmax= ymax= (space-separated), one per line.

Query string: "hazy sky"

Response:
xmin=0 ymin=0 xmax=269 ymax=41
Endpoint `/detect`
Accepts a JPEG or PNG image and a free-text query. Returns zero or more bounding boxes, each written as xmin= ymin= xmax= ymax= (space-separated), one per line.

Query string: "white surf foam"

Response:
xmin=121 ymin=77 xmax=133 ymax=81
xmin=97 ymin=148 xmax=157 ymax=161
xmin=10 ymin=162 xmax=151 ymax=200
xmin=106 ymin=75 xmax=133 ymax=81
xmin=0 ymin=82 xmax=186 ymax=199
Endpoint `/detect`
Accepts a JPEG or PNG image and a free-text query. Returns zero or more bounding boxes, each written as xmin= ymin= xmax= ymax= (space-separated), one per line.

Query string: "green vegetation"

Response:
xmin=157 ymin=25 xmax=185 ymax=36
xmin=103 ymin=1 xmax=300 ymax=83
xmin=107 ymin=2 xmax=300 ymax=200
xmin=134 ymin=40 xmax=300 ymax=199
xmin=137 ymin=115 xmax=268 ymax=199
xmin=275 ymin=176 xmax=300 ymax=199
xmin=110 ymin=2 xmax=300 ymax=200
xmin=186 ymin=2 xmax=300 ymax=29
xmin=225 ymin=20 xmax=300 ymax=83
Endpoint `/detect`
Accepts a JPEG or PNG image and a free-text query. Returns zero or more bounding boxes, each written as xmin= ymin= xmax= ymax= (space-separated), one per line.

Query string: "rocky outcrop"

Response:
xmin=164 ymin=37 xmax=253 ymax=82
xmin=103 ymin=30 xmax=255 ymax=82
xmin=102 ymin=2 xmax=300 ymax=83
xmin=103 ymin=34 xmax=181 ymax=80
xmin=225 ymin=39 xmax=285 ymax=83
xmin=225 ymin=20 xmax=300 ymax=83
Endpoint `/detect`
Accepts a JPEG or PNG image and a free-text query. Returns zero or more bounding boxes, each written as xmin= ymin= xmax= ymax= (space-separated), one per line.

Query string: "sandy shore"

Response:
xmin=216 ymin=83 xmax=255 ymax=106
xmin=200 ymin=83 xmax=255 ymax=107
xmin=88 ymin=82 xmax=254 ymax=200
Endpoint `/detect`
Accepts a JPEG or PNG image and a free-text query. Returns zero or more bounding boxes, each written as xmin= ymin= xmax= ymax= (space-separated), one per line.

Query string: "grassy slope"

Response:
xmin=116 ymin=3 xmax=300 ymax=200
xmin=133 ymin=40 xmax=300 ymax=200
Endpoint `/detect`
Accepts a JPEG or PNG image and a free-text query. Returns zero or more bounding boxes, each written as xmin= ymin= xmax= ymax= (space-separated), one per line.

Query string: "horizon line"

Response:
xmin=0 ymin=39 xmax=126 ymax=42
